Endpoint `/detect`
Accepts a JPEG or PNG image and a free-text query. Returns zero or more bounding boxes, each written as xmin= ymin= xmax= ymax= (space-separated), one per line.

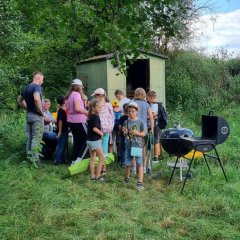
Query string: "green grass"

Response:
xmin=0 ymin=110 xmax=240 ymax=240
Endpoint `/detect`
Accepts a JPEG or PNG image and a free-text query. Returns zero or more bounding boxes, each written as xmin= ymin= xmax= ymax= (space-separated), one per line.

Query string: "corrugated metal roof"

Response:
xmin=76 ymin=51 xmax=167 ymax=65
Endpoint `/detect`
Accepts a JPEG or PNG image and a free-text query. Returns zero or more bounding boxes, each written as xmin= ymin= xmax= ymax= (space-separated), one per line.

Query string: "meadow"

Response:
xmin=0 ymin=107 xmax=239 ymax=240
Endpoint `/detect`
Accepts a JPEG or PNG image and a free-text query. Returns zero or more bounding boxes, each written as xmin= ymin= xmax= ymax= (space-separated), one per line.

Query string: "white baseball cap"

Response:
xmin=91 ymin=88 xmax=106 ymax=96
xmin=127 ymin=101 xmax=138 ymax=110
xmin=72 ymin=79 xmax=83 ymax=86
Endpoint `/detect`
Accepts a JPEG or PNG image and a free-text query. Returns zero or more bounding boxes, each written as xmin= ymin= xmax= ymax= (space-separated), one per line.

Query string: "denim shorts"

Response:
xmin=86 ymin=140 xmax=101 ymax=150
xmin=125 ymin=147 xmax=143 ymax=166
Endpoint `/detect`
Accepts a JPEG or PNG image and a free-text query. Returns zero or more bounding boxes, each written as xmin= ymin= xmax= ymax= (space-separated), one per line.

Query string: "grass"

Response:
xmin=0 ymin=110 xmax=240 ymax=240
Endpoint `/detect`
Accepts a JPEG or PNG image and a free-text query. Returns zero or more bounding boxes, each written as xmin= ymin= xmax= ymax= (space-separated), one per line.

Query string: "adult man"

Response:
xmin=17 ymin=72 xmax=44 ymax=165
xmin=114 ymin=89 xmax=130 ymax=112
xmin=42 ymin=99 xmax=57 ymax=159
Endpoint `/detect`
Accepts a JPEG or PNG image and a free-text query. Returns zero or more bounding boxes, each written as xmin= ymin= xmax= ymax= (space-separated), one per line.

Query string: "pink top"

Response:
xmin=66 ymin=91 xmax=87 ymax=123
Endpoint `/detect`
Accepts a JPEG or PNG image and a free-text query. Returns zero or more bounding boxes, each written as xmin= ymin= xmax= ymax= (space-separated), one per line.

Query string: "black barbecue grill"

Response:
xmin=160 ymin=112 xmax=230 ymax=193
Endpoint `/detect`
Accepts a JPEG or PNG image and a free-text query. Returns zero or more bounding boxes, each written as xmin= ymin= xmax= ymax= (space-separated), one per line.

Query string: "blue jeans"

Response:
xmin=102 ymin=133 xmax=110 ymax=157
xmin=55 ymin=132 xmax=68 ymax=163
xmin=125 ymin=147 xmax=143 ymax=167
xmin=25 ymin=112 xmax=44 ymax=162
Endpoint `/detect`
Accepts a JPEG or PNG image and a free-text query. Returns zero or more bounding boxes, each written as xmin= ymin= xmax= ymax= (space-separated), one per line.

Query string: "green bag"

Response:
xmin=68 ymin=153 xmax=115 ymax=175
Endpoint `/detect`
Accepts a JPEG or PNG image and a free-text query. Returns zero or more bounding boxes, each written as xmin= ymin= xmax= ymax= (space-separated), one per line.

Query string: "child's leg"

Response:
xmin=136 ymin=157 xmax=144 ymax=183
xmin=125 ymin=165 xmax=131 ymax=179
xmin=124 ymin=147 xmax=132 ymax=179
xmin=101 ymin=133 xmax=110 ymax=172
xmin=95 ymin=146 xmax=105 ymax=179
xmin=89 ymin=149 xmax=96 ymax=178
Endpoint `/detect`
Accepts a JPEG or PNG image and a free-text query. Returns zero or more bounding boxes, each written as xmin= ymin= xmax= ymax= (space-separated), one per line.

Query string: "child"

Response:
xmin=109 ymin=99 xmax=122 ymax=159
xmin=147 ymin=91 xmax=163 ymax=163
xmin=92 ymin=88 xmax=114 ymax=175
xmin=122 ymin=102 xmax=146 ymax=190
xmin=86 ymin=98 xmax=105 ymax=181
xmin=118 ymin=103 xmax=128 ymax=167
xmin=54 ymin=96 xmax=68 ymax=165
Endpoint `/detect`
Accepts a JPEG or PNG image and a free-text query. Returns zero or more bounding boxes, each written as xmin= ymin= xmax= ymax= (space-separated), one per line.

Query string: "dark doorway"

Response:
xmin=126 ymin=59 xmax=150 ymax=99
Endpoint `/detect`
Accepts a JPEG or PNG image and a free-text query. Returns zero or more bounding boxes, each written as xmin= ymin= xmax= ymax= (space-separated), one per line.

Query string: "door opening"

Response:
xmin=126 ymin=59 xmax=150 ymax=99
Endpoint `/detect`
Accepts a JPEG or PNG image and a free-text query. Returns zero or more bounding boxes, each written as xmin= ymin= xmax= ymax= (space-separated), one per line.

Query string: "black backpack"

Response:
xmin=156 ymin=102 xmax=168 ymax=129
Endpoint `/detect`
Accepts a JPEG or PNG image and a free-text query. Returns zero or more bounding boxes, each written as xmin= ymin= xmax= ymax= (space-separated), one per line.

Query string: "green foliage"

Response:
xmin=166 ymin=51 xmax=240 ymax=114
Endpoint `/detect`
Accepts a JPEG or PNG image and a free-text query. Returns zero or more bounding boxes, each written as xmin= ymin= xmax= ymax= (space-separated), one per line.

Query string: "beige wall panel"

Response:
xmin=149 ymin=57 xmax=166 ymax=106
xmin=106 ymin=60 xmax=126 ymax=101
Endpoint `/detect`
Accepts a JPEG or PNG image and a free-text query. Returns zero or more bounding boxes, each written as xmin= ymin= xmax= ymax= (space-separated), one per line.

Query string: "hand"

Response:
xmin=122 ymin=126 xmax=128 ymax=135
xmin=56 ymin=133 xmax=61 ymax=139
xmin=130 ymin=130 xmax=138 ymax=136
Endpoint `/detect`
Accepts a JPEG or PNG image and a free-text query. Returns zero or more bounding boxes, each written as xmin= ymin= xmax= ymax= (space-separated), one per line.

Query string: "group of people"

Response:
xmin=18 ymin=72 xmax=164 ymax=190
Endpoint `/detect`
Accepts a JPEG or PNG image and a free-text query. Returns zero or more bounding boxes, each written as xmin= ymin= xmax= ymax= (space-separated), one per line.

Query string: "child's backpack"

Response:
xmin=156 ymin=102 xmax=168 ymax=129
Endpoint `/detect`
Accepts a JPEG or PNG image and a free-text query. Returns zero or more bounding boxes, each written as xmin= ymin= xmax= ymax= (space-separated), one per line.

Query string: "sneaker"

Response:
xmin=152 ymin=157 xmax=159 ymax=163
xmin=124 ymin=178 xmax=130 ymax=184
xmin=90 ymin=177 xmax=96 ymax=181
xmin=136 ymin=182 xmax=144 ymax=190
xmin=96 ymin=176 xmax=105 ymax=182
xmin=101 ymin=170 xmax=107 ymax=176
xmin=131 ymin=167 xmax=137 ymax=174
xmin=158 ymin=155 xmax=164 ymax=160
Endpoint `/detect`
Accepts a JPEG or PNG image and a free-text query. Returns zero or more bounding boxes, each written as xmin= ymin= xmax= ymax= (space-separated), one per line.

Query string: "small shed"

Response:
xmin=76 ymin=51 xmax=167 ymax=105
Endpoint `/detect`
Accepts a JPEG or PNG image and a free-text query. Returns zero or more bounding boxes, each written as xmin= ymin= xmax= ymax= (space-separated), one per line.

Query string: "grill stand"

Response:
xmin=168 ymin=142 xmax=228 ymax=193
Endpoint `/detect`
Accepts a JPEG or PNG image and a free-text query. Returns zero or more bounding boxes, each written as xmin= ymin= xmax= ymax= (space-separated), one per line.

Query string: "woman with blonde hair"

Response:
xmin=65 ymin=79 xmax=88 ymax=163
xmin=133 ymin=88 xmax=154 ymax=173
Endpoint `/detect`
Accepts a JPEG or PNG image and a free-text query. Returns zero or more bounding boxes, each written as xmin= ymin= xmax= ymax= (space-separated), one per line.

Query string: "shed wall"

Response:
xmin=106 ymin=60 xmax=126 ymax=101
xmin=76 ymin=61 xmax=107 ymax=98
xmin=149 ymin=56 xmax=166 ymax=106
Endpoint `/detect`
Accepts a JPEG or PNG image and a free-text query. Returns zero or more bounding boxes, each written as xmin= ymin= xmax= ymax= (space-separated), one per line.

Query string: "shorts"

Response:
xmin=86 ymin=140 xmax=101 ymax=150
xmin=154 ymin=125 xmax=161 ymax=144
xmin=125 ymin=147 xmax=143 ymax=166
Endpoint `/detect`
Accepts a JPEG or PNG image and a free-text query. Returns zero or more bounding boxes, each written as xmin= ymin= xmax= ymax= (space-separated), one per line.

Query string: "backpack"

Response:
xmin=99 ymin=103 xmax=114 ymax=133
xmin=156 ymin=102 xmax=168 ymax=129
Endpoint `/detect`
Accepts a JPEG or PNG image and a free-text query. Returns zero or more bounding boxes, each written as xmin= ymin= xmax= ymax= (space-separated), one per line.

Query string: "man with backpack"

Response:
xmin=147 ymin=91 xmax=168 ymax=163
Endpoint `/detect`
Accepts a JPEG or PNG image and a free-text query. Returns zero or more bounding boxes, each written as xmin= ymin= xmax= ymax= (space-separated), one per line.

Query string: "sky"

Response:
xmin=192 ymin=0 xmax=240 ymax=57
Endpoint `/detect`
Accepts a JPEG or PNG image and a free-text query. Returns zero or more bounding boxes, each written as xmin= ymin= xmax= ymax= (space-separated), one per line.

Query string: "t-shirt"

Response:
xmin=87 ymin=114 xmax=102 ymax=141
xmin=44 ymin=110 xmax=55 ymax=132
xmin=56 ymin=108 xmax=68 ymax=134
xmin=133 ymin=100 xmax=150 ymax=129
xmin=22 ymin=83 xmax=43 ymax=115
xmin=149 ymin=102 xmax=158 ymax=126
xmin=123 ymin=118 xmax=145 ymax=148
xmin=113 ymin=110 xmax=122 ymax=131
xmin=119 ymin=97 xmax=130 ymax=112
xmin=66 ymin=91 xmax=87 ymax=123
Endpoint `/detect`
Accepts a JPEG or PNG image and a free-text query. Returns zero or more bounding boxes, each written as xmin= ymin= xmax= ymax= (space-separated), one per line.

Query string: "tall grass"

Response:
xmin=0 ymin=109 xmax=239 ymax=240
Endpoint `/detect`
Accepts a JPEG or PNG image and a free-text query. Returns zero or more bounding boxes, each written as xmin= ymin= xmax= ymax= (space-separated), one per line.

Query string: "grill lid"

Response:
xmin=202 ymin=112 xmax=230 ymax=144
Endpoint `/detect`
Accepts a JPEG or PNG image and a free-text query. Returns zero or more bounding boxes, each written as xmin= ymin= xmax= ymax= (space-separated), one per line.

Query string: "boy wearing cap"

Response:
xmin=122 ymin=101 xmax=146 ymax=190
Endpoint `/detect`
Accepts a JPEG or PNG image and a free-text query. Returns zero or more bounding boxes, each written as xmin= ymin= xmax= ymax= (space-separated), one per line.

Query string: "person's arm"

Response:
xmin=33 ymin=92 xmax=44 ymax=116
xmin=17 ymin=95 xmax=27 ymax=110
xmin=93 ymin=127 xmax=103 ymax=137
xmin=57 ymin=120 xmax=63 ymax=138
xmin=74 ymin=100 xmax=88 ymax=115
xmin=148 ymin=108 xmax=154 ymax=133
xmin=130 ymin=129 xmax=145 ymax=137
